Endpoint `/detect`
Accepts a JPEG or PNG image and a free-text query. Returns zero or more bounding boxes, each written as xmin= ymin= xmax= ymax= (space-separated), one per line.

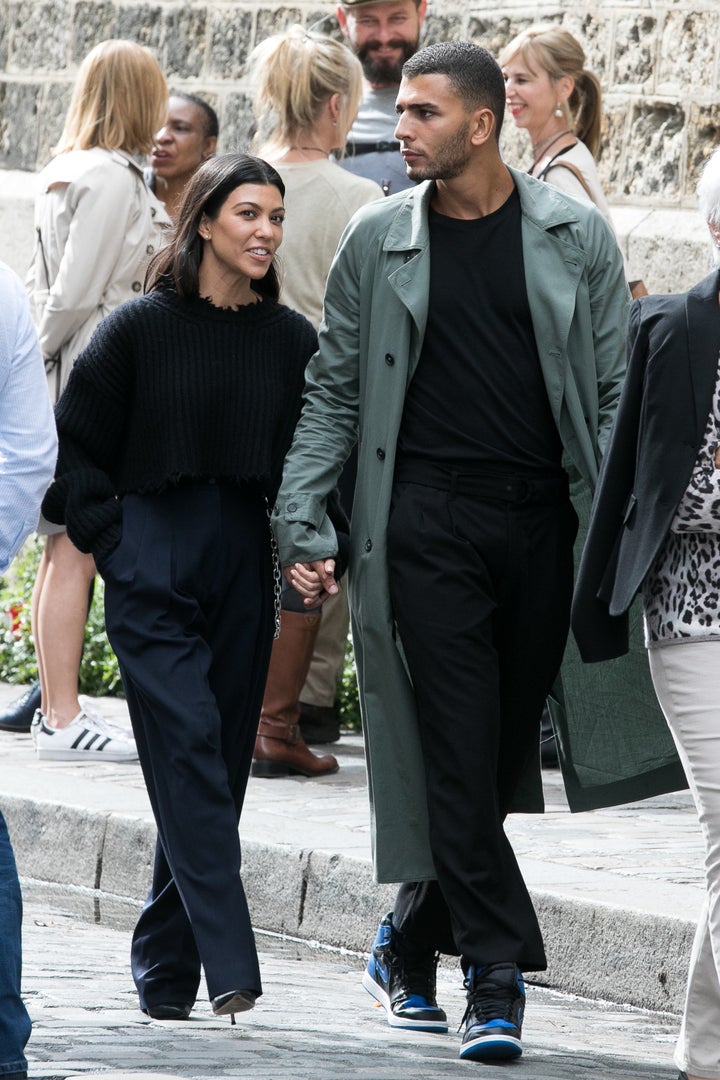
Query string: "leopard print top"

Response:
xmin=643 ymin=359 xmax=720 ymax=646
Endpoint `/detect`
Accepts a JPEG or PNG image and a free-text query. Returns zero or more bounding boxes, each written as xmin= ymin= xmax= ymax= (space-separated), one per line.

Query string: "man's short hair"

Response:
xmin=402 ymin=41 xmax=506 ymax=141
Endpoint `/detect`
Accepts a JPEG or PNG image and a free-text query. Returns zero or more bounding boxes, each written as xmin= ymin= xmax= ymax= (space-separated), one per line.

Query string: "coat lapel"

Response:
xmin=511 ymin=169 xmax=585 ymax=424
xmin=384 ymin=182 xmax=432 ymax=339
xmin=685 ymin=269 xmax=720 ymax=448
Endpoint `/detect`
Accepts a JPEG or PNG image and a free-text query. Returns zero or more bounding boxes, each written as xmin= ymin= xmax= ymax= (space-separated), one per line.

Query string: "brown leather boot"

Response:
xmin=252 ymin=610 xmax=339 ymax=778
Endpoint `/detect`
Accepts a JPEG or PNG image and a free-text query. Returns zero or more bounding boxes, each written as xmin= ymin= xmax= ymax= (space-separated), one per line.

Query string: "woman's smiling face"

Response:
xmin=199 ymin=183 xmax=285 ymax=286
xmin=503 ymin=55 xmax=559 ymax=137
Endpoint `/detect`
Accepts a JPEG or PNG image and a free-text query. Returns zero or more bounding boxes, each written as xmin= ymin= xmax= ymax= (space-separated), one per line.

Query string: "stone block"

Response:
xmin=686 ymin=103 xmax=720 ymax=196
xmin=207 ymin=8 xmax=254 ymax=80
xmin=0 ymin=169 xmax=38 ymax=277
xmin=36 ymin=81 xmax=73 ymax=170
xmin=111 ymin=5 xmax=164 ymax=51
xmin=467 ymin=15 xmax=535 ymax=59
xmin=161 ymin=5 xmax=208 ymax=80
xmin=0 ymin=81 xmax=41 ymax=171
xmin=598 ymin=103 xmax=629 ymax=195
xmin=657 ymin=9 xmax=719 ymax=96
xmin=296 ymin=850 xmax=395 ymax=952
xmin=0 ymin=4 xmax=8 ymax=71
xmin=612 ymin=13 xmax=657 ymax=90
xmin=424 ymin=11 xmax=462 ymax=44
xmin=301 ymin=10 xmax=337 ymax=37
xmin=218 ymin=91 xmax=256 ymax=154
xmin=622 ymin=102 xmax=685 ymax=199
xmin=626 ymin=207 xmax=709 ymax=294
xmin=243 ymin=840 xmax=307 ymax=937
xmin=6 ymin=0 xmax=70 ymax=73
xmin=562 ymin=11 xmax=613 ymax=82
xmin=534 ymin=891 xmax=693 ymax=1013
xmin=100 ymin=815 xmax=155 ymax=902
xmin=498 ymin=122 xmax=528 ymax=172
xmin=255 ymin=6 xmax=305 ymax=44
xmin=0 ymin=794 xmax=106 ymax=890
xmin=71 ymin=2 xmax=118 ymax=64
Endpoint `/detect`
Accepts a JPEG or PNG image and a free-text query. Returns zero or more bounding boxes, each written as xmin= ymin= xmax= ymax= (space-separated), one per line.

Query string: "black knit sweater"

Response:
xmin=42 ymin=288 xmax=317 ymax=562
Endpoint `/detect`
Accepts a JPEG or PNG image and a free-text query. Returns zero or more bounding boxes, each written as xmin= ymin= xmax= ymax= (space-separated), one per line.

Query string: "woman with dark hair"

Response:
xmin=41 ymin=152 xmax=318 ymax=1023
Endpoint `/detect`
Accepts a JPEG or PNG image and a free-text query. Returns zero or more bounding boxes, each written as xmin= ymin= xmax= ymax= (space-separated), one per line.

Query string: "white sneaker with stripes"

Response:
xmin=35 ymin=708 xmax=138 ymax=762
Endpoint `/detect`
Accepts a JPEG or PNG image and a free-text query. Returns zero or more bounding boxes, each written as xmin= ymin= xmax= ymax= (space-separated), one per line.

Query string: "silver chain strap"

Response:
xmin=267 ymin=501 xmax=282 ymax=639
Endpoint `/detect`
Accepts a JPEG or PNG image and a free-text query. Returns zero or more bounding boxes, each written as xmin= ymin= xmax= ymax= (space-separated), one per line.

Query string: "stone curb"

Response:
xmin=1 ymin=792 xmax=691 ymax=1015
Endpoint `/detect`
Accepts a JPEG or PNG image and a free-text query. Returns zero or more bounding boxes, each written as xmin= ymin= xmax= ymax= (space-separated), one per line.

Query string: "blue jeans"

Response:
xmin=0 ymin=811 xmax=30 ymax=1077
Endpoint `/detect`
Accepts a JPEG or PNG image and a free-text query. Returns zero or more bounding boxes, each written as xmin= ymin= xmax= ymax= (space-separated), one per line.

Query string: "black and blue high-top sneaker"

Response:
xmin=459 ymin=962 xmax=525 ymax=1061
xmin=361 ymin=912 xmax=448 ymax=1032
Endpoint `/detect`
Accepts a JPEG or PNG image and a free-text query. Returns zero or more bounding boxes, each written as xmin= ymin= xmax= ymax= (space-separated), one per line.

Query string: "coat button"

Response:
xmin=146 ymin=244 xmax=155 ymax=254
xmin=365 ymin=539 xmax=373 ymax=552
xmin=376 ymin=448 xmax=385 ymax=460
xmin=131 ymin=281 xmax=142 ymax=292
xmin=287 ymin=502 xmax=298 ymax=513
xmin=385 ymin=353 xmax=394 ymax=366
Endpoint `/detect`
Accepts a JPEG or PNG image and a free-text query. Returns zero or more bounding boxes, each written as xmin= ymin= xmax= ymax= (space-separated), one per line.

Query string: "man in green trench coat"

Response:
xmin=274 ymin=41 xmax=685 ymax=1064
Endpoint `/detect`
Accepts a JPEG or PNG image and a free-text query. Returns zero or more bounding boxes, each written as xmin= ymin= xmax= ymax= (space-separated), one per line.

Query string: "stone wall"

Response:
xmin=0 ymin=0 xmax=718 ymax=288
xmin=1 ymin=0 xmax=718 ymax=202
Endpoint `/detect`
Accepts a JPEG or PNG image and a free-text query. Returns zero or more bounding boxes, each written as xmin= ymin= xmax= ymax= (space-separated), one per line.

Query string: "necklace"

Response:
xmin=293 ymin=145 xmax=328 ymax=157
xmin=531 ymin=129 xmax=572 ymax=170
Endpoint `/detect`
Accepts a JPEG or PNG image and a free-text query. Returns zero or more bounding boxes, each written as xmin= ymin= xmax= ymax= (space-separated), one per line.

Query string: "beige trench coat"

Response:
xmin=31 ymin=147 xmax=170 ymax=402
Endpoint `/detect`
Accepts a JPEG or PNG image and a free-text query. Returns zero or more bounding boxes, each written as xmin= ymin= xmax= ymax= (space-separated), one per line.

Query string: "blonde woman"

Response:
xmin=249 ymin=25 xmax=382 ymax=329
xmin=500 ymin=26 xmax=612 ymax=224
xmin=247 ymin=26 xmax=380 ymax=779
xmin=25 ymin=40 xmax=171 ymax=762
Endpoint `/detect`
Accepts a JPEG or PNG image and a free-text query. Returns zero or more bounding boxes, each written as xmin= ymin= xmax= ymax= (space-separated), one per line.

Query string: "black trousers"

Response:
xmin=386 ymin=468 xmax=577 ymax=972
xmin=101 ymin=482 xmax=274 ymax=1009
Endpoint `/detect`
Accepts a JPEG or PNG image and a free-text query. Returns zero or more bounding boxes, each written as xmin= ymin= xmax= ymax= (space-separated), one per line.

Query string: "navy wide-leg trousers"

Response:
xmin=101 ymin=482 xmax=274 ymax=1010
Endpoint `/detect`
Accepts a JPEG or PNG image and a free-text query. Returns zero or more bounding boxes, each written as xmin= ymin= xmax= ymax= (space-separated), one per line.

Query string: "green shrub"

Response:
xmin=336 ymin=631 xmax=361 ymax=732
xmin=0 ymin=538 xmax=123 ymax=696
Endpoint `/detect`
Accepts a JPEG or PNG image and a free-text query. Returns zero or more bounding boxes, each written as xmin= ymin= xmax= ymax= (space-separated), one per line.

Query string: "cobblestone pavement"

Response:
xmin=22 ymin=902 xmax=679 ymax=1080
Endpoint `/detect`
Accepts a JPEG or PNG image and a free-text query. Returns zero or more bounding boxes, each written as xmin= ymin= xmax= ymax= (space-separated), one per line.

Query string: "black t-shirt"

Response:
xmin=397 ymin=185 xmax=563 ymax=475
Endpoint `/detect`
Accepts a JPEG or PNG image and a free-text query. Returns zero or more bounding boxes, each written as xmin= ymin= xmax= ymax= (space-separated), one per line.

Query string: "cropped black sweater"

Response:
xmin=42 ymin=288 xmax=318 ymax=562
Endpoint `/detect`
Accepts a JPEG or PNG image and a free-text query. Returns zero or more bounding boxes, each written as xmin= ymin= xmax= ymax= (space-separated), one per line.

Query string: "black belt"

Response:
xmin=346 ymin=140 xmax=400 ymax=157
xmin=393 ymin=461 xmax=569 ymax=504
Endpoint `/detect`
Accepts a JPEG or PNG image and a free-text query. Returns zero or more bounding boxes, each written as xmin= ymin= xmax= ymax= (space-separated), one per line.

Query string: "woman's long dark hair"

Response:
xmin=146 ymin=152 xmax=286 ymax=300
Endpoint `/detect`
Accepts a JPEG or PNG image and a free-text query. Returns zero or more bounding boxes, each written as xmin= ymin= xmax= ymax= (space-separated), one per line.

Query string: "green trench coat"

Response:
xmin=274 ymin=168 xmax=686 ymax=884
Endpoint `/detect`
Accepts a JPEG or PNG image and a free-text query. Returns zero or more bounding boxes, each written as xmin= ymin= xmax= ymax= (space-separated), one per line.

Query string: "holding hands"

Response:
xmin=284 ymin=559 xmax=339 ymax=607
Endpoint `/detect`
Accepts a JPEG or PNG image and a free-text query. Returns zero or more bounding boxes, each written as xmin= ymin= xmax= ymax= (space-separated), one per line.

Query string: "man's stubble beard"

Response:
xmin=405 ymin=120 xmax=473 ymax=183
xmin=356 ymin=37 xmax=419 ymax=86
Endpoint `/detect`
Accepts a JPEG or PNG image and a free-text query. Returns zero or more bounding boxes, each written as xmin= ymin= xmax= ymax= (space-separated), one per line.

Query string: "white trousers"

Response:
xmin=649 ymin=641 xmax=720 ymax=1079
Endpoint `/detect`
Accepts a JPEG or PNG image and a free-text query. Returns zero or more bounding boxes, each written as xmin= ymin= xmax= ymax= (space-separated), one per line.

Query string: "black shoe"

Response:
xmin=298 ymin=702 xmax=340 ymax=744
xmin=143 ymin=1002 xmax=192 ymax=1020
xmin=211 ymin=989 xmax=257 ymax=1024
xmin=459 ymin=962 xmax=525 ymax=1061
xmin=0 ymin=682 xmax=41 ymax=733
xmin=362 ymin=912 xmax=448 ymax=1031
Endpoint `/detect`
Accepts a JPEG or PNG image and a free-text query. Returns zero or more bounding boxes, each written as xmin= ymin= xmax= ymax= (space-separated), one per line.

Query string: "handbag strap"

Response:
xmin=542 ymin=159 xmax=594 ymax=202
